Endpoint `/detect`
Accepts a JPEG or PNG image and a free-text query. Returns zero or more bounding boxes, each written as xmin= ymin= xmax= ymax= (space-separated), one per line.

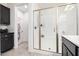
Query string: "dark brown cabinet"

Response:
xmin=67 ymin=49 xmax=73 ymax=56
xmin=0 ymin=4 xmax=10 ymax=25
xmin=62 ymin=37 xmax=79 ymax=56
xmin=62 ymin=43 xmax=73 ymax=56
xmin=1 ymin=33 xmax=14 ymax=53
xmin=62 ymin=44 xmax=68 ymax=56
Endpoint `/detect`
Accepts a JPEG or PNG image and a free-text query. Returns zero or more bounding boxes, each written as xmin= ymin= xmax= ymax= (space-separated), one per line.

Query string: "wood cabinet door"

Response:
xmin=67 ymin=50 xmax=73 ymax=56
xmin=6 ymin=8 xmax=10 ymax=25
xmin=62 ymin=44 xmax=68 ymax=56
xmin=1 ymin=5 xmax=10 ymax=25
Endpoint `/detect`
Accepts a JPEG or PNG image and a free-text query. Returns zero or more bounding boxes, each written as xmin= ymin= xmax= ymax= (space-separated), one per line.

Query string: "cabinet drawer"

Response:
xmin=67 ymin=49 xmax=73 ymax=56
xmin=62 ymin=44 xmax=67 ymax=56
xmin=62 ymin=37 xmax=76 ymax=55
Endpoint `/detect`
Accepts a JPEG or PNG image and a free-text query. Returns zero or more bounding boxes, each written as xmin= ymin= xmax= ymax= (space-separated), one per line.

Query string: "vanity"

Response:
xmin=0 ymin=29 xmax=14 ymax=53
xmin=0 ymin=4 xmax=14 ymax=53
xmin=62 ymin=35 xmax=79 ymax=56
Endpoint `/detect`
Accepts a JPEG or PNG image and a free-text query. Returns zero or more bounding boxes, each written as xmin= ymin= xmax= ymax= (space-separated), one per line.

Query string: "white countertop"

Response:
xmin=62 ymin=35 xmax=79 ymax=47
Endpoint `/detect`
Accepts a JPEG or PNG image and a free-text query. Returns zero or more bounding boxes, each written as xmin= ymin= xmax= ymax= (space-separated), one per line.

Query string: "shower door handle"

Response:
xmin=34 ymin=26 xmax=37 ymax=29
xmin=40 ymin=24 xmax=43 ymax=27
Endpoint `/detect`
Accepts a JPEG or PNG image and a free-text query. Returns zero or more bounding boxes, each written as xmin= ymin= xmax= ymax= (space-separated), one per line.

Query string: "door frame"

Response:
xmin=33 ymin=7 xmax=58 ymax=53
xmin=33 ymin=10 xmax=41 ymax=50
xmin=33 ymin=3 xmax=78 ymax=53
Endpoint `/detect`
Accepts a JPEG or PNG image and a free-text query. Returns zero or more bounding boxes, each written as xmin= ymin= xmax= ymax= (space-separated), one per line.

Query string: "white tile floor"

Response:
xmin=1 ymin=42 xmax=61 ymax=56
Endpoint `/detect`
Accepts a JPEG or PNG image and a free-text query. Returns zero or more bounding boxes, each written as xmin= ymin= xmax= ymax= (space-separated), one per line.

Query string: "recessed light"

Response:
xmin=64 ymin=5 xmax=74 ymax=11
xmin=25 ymin=5 xmax=27 ymax=8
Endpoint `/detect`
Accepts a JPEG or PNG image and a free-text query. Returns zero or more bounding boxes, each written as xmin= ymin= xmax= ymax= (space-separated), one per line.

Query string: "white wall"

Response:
xmin=8 ymin=4 xmax=15 ymax=32
xmin=23 ymin=13 xmax=28 ymax=42
xmin=14 ymin=7 xmax=18 ymax=48
xmin=77 ymin=4 xmax=79 ymax=35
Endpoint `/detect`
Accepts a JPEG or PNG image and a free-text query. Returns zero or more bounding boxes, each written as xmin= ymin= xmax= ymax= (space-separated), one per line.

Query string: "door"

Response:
xmin=40 ymin=8 xmax=57 ymax=52
xmin=33 ymin=11 xmax=40 ymax=49
xmin=57 ymin=4 xmax=77 ymax=53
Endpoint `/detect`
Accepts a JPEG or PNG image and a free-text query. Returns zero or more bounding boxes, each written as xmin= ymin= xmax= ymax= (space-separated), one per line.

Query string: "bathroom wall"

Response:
xmin=77 ymin=4 xmax=79 ymax=35
xmin=7 ymin=4 xmax=15 ymax=32
xmin=23 ymin=13 xmax=28 ymax=42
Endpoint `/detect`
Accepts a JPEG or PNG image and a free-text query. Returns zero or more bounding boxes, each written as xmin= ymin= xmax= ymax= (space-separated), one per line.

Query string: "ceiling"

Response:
xmin=15 ymin=3 xmax=68 ymax=13
xmin=38 ymin=3 xmax=70 ymax=9
xmin=15 ymin=3 xmax=28 ymax=13
xmin=6 ymin=3 xmax=72 ymax=13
